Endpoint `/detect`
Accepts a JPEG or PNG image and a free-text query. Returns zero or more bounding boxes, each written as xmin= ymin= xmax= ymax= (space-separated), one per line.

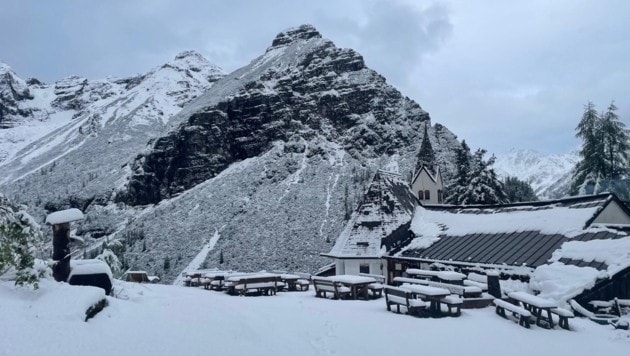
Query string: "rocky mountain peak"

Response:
xmin=158 ymin=50 xmax=224 ymax=84
xmin=270 ymin=24 xmax=322 ymax=48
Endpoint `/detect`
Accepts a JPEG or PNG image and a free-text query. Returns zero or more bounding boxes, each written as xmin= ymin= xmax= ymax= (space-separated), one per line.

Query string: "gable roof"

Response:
xmin=411 ymin=165 xmax=440 ymax=186
xmin=324 ymin=170 xmax=418 ymax=258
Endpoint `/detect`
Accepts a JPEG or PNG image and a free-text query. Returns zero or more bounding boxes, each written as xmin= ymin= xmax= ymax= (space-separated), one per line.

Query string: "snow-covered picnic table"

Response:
xmin=330 ymin=275 xmax=377 ymax=300
xmin=403 ymin=284 xmax=451 ymax=315
xmin=508 ymin=291 xmax=558 ymax=328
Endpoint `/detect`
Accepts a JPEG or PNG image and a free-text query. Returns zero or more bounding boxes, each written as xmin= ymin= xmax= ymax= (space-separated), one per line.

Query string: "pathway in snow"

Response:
xmin=172 ymin=229 xmax=221 ymax=286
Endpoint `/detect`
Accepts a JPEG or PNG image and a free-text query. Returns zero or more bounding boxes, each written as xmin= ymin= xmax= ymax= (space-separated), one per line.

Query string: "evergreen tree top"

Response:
xmin=414 ymin=123 xmax=436 ymax=176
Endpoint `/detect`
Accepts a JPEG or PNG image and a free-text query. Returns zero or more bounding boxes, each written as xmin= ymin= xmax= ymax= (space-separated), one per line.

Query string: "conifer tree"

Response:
xmin=504 ymin=176 xmax=538 ymax=202
xmin=0 ymin=194 xmax=45 ymax=288
xmin=414 ymin=123 xmax=436 ymax=175
xmin=445 ymin=141 xmax=507 ymax=205
xmin=570 ymin=101 xmax=630 ymax=200
xmin=445 ymin=140 xmax=471 ymax=204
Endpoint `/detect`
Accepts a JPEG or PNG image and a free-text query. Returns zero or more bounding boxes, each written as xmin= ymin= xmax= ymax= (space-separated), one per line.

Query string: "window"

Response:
xmin=425 ymin=190 xmax=430 ymax=200
xmin=359 ymin=264 xmax=370 ymax=274
xmin=438 ymin=189 xmax=443 ymax=203
xmin=418 ymin=190 xmax=424 ymax=200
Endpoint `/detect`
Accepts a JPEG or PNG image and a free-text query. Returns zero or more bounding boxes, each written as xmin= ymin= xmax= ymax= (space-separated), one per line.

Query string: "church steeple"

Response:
xmin=414 ymin=122 xmax=436 ymax=176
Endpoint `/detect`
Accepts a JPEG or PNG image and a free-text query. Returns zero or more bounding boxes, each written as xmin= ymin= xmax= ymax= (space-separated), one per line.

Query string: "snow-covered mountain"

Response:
xmin=0 ymin=25 xmax=464 ymax=281
xmin=494 ymin=149 xmax=579 ymax=199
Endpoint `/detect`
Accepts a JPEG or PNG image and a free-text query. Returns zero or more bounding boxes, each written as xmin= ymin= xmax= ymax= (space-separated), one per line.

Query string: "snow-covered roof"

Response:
xmin=45 ymin=208 xmax=84 ymax=225
xmin=392 ymin=193 xmax=630 ymax=303
xmin=324 ymin=170 xmax=418 ymax=258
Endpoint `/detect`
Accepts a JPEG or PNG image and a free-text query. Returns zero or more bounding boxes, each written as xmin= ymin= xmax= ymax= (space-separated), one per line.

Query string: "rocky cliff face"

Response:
xmin=0 ymin=63 xmax=35 ymax=129
xmin=125 ymin=25 xmax=436 ymax=205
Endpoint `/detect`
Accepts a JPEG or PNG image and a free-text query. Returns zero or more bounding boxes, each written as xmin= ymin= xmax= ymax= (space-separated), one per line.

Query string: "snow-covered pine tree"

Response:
xmin=503 ymin=176 xmax=538 ymax=202
xmin=601 ymin=102 xmax=630 ymax=199
xmin=459 ymin=149 xmax=508 ymax=205
xmin=0 ymin=194 xmax=46 ymax=288
xmin=570 ymin=101 xmax=630 ymax=200
xmin=445 ymin=140 xmax=471 ymax=204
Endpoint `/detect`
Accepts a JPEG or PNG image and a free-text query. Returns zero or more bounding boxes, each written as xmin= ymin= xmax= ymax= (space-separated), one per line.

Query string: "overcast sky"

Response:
xmin=1 ymin=0 xmax=628 ymax=156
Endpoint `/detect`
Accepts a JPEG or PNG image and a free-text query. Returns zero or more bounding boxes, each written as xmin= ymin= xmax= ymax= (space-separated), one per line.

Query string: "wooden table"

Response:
xmin=403 ymin=284 xmax=450 ymax=316
xmin=331 ymin=275 xmax=376 ymax=300
xmin=508 ymin=291 xmax=558 ymax=328
xmin=280 ymin=274 xmax=300 ymax=291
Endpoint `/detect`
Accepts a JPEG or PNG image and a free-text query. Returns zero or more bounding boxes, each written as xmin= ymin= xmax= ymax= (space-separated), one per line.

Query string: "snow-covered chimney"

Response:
xmin=45 ymin=209 xmax=84 ymax=282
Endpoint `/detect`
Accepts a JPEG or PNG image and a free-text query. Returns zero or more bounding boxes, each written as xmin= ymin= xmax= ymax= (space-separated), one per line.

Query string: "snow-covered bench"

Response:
xmin=233 ymin=276 xmax=284 ymax=296
xmin=550 ymin=308 xmax=575 ymax=330
xmin=312 ymin=278 xmax=351 ymax=299
xmin=384 ymin=286 xmax=429 ymax=316
xmin=494 ymin=299 xmax=532 ymax=328
xmin=441 ymin=295 xmax=463 ymax=316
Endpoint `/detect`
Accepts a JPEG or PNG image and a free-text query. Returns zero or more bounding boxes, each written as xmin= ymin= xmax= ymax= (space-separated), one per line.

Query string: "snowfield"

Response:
xmin=2 ymin=280 xmax=628 ymax=356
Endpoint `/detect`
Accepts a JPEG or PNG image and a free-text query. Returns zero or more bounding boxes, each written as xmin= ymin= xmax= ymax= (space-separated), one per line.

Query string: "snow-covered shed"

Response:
xmin=385 ymin=193 xmax=630 ymax=303
xmin=322 ymin=170 xmax=418 ymax=276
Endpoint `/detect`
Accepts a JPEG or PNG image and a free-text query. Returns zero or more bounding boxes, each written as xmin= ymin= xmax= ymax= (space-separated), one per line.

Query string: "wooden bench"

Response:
xmin=368 ymin=283 xmax=384 ymax=298
xmin=551 ymin=308 xmax=575 ymax=330
xmin=384 ymin=286 xmax=429 ymax=316
xmin=208 ymin=276 xmax=225 ymax=290
xmin=312 ymin=278 xmax=351 ymax=299
xmin=441 ymin=295 xmax=463 ymax=316
xmin=296 ymin=279 xmax=310 ymax=291
xmin=494 ymin=299 xmax=532 ymax=328
xmin=233 ymin=276 xmax=284 ymax=296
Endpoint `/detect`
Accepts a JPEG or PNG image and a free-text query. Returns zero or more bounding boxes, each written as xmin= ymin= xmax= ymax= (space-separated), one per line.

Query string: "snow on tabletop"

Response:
xmin=45 ymin=208 xmax=84 ymax=225
xmin=403 ymin=284 xmax=450 ymax=296
xmin=406 ymin=269 xmax=440 ymax=277
xmin=410 ymin=204 xmax=603 ymax=239
xmin=437 ymin=271 xmax=466 ymax=281
xmin=530 ymin=262 xmax=606 ymax=304
xmin=508 ymin=291 xmax=557 ymax=308
xmin=69 ymin=259 xmax=113 ymax=280
xmin=331 ymin=275 xmax=376 ymax=284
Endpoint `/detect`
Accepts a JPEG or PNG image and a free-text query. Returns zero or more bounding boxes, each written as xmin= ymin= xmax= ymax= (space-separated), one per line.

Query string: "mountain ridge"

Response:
xmin=1 ymin=25 xmax=463 ymax=281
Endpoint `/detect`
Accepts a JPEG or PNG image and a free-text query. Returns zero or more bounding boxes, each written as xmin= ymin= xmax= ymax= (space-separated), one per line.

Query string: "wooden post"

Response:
xmin=52 ymin=222 xmax=71 ymax=282
xmin=45 ymin=208 xmax=85 ymax=282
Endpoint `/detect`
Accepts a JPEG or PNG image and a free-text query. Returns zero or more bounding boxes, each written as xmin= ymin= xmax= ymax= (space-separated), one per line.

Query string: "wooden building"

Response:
xmin=385 ymin=193 xmax=630 ymax=303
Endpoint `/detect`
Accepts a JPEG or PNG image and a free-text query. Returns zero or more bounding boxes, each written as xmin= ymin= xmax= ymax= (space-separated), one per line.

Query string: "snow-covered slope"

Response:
xmin=494 ymin=149 xmax=578 ymax=199
xmin=1 ymin=279 xmax=629 ymax=356
xmin=0 ymin=51 xmax=224 ymax=206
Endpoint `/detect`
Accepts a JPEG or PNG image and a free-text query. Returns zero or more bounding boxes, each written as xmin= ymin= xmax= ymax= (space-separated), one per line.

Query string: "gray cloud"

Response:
xmin=0 ymin=0 xmax=628 ymax=155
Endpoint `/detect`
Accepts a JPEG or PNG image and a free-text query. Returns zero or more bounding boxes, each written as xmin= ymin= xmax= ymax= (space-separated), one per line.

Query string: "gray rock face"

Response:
xmin=125 ymin=25 xmax=431 ymax=205
xmin=0 ymin=63 xmax=34 ymax=128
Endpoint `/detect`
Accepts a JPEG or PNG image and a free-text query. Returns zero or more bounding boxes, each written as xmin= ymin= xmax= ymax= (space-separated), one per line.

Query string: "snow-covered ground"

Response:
xmin=2 ymin=279 xmax=628 ymax=356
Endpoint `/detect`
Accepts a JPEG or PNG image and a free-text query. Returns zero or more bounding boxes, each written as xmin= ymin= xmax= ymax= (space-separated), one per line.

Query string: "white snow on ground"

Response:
xmin=1 ymin=279 xmax=628 ymax=356
xmin=172 ymin=229 xmax=221 ymax=286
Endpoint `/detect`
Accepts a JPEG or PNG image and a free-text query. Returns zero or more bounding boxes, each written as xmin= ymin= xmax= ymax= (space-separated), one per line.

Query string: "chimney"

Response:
xmin=45 ymin=209 xmax=85 ymax=282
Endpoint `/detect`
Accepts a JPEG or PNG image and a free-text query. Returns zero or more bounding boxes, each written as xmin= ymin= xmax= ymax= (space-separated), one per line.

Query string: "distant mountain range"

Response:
xmin=494 ymin=149 xmax=579 ymax=199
